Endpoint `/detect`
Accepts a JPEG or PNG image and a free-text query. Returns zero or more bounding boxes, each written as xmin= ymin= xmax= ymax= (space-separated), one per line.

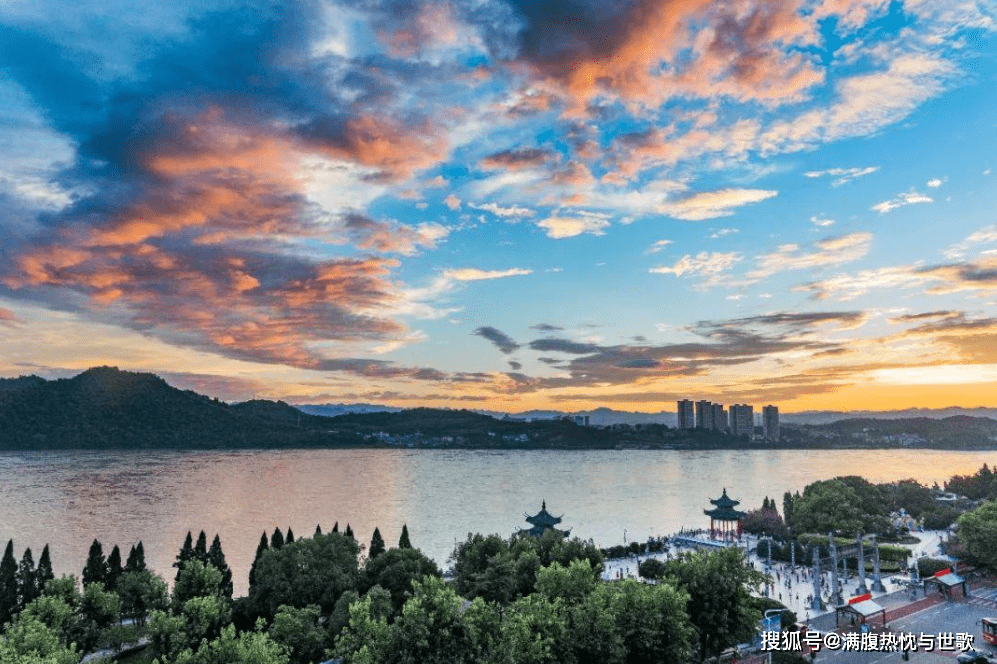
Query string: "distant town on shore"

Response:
xmin=1 ymin=367 xmax=997 ymax=451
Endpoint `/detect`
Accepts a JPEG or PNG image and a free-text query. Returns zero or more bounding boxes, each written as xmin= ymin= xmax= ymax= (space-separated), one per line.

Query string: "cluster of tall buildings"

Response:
xmin=676 ymin=400 xmax=780 ymax=441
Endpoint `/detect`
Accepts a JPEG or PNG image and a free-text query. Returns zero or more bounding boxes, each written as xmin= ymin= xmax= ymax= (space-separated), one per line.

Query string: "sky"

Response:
xmin=1 ymin=0 xmax=997 ymax=413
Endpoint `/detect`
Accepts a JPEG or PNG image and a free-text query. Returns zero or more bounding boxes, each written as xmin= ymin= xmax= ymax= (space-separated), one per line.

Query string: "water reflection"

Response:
xmin=0 ymin=448 xmax=989 ymax=596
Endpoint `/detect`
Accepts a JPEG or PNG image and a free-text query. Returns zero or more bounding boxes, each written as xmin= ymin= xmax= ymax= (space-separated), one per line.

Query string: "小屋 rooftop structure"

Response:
xmin=704 ymin=488 xmax=747 ymax=539
xmin=523 ymin=500 xmax=570 ymax=537
xmin=835 ymin=594 xmax=886 ymax=629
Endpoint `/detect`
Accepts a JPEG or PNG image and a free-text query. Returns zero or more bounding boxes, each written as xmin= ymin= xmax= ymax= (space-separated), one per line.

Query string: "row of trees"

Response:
xmin=0 ymin=521 xmax=775 ymax=664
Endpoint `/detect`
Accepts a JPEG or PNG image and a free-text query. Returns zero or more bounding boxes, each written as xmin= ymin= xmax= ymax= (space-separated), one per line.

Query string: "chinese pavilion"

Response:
xmin=704 ymin=488 xmax=747 ymax=538
xmin=524 ymin=500 xmax=571 ymax=537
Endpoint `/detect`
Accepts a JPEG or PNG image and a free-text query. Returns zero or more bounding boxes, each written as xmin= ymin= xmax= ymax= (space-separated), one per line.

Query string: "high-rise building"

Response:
xmin=695 ymin=400 xmax=714 ymax=429
xmin=763 ymin=405 xmax=779 ymax=441
xmin=712 ymin=403 xmax=728 ymax=432
xmin=677 ymin=400 xmax=695 ymax=429
xmin=729 ymin=404 xmax=754 ymax=437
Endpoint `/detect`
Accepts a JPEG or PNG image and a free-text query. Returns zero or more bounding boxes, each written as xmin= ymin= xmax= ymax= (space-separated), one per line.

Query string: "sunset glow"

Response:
xmin=2 ymin=0 xmax=997 ymax=412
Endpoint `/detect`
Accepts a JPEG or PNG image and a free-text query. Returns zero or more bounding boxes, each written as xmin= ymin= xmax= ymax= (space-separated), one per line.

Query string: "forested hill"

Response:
xmin=0 ymin=367 xmax=353 ymax=450
xmin=0 ymin=367 xmax=613 ymax=450
xmin=798 ymin=415 xmax=997 ymax=448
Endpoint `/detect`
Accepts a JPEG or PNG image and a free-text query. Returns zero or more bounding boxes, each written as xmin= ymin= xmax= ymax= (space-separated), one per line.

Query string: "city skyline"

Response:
xmin=2 ymin=0 xmax=997 ymax=413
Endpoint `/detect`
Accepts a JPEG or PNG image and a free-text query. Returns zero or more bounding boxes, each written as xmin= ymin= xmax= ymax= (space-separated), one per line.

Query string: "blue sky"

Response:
xmin=2 ymin=0 xmax=997 ymax=412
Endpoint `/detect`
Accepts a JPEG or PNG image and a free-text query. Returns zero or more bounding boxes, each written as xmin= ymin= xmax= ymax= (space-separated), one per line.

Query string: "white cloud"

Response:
xmin=710 ymin=228 xmax=739 ymax=239
xmin=469 ymin=202 xmax=536 ymax=218
xmin=872 ymin=190 xmax=933 ymax=214
xmin=645 ymin=239 xmax=673 ymax=254
xmin=811 ymin=216 xmax=835 ymax=227
xmin=649 ymin=252 xmax=743 ymax=283
xmin=944 ymin=225 xmax=997 ymax=259
xmin=660 ymin=188 xmax=778 ymax=221
xmin=749 ymin=232 xmax=873 ymax=279
xmin=536 ymin=212 xmax=611 ymax=239
xmin=444 ymin=194 xmax=462 ymax=210
xmin=926 ymin=178 xmax=943 ymax=188
xmin=442 ymin=267 xmax=533 ymax=281
xmin=804 ymin=166 xmax=879 ymax=187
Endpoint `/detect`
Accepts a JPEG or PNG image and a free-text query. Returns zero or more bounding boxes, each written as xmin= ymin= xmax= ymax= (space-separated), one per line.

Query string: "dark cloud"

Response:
xmin=480 ymin=147 xmax=555 ymax=170
xmin=529 ymin=338 xmax=601 ymax=354
xmin=474 ymin=326 xmax=521 ymax=354
xmin=531 ymin=323 xmax=563 ymax=331
xmin=888 ymin=310 xmax=962 ymax=324
xmin=508 ymin=360 xmax=522 ymax=370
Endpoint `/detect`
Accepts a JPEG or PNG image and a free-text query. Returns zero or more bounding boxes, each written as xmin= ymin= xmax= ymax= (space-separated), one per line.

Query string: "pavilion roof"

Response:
xmin=526 ymin=500 xmax=563 ymax=527
xmin=710 ymin=488 xmax=740 ymax=509
xmin=704 ymin=507 xmax=747 ymax=521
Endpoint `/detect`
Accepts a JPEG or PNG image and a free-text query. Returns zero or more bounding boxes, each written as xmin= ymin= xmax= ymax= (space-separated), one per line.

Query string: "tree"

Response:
xmin=16 ymin=547 xmax=37 ymax=611
xmin=35 ymin=545 xmax=54 ymax=598
xmin=125 ymin=541 xmax=147 ymax=573
xmin=315 ymin=524 xmax=322 ymax=537
xmin=598 ymin=579 xmax=695 ymax=664
xmin=335 ymin=576 xmax=477 ymax=664
xmin=332 ymin=522 xmax=339 ymax=534
xmin=248 ymin=532 xmax=361 ymax=619
xmin=208 ymin=535 xmax=234 ymax=599
xmin=398 ymin=524 xmax=412 ymax=549
xmin=783 ymin=492 xmax=795 ymax=530
xmin=369 ymin=528 xmax=386 ymax=560
xmin=345 ymin=524 xmax=354 ymax=540
xmin=76 ymin=581 xmax=122 ymax=653
xmin=270 ymin=604 xmax=329 ymax=664
xmin=0 ymin=610 xmax=79 ymax=664
xmin=250 ymin=532 xmax=269 ymax=590
xmin=286 ymin=528 xmax=295 ymax=544
xmin=0 ymin=539 xmax=17 ymax=625
xmin=173 ymin=560 xmax=226 ymax=607
xmin=174 ymin=623 xmax=290 ymax=664
xmin=194 ymin=531 xmax=209 ymax=564
xmin=791 ymin=478 xmax=888 ymax=535
xmin=116 ymin=569 xmax=168 ymax=626
xmin=664 ymin=547 xmax=764 ymax=662
xmin=638 ymin=558 xmax=666 ymax=580
xmin=106 ymin=545 xmax=123 ymax=592
xmin=176 ymin=531 xmax=195 ymax=569
xmin=956 ymin=500 xmax=997 ymax=569
xmin=362 ymin=547 xmax=442 ymax=615
xmin=271 ymin=528 xmax=285 ymax=550
xmin=82 ymin=539 xmax=107 ymax=588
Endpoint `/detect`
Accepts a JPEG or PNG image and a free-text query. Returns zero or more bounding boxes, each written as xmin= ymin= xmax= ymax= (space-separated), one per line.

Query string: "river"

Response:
xmin=0 ymin=448 xmax=989 ymax=596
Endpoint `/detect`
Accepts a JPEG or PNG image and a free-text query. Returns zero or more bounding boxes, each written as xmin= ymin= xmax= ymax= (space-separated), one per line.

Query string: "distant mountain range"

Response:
xmin=2 ymin=367 xmax=996 ymax=451
xmin=296 ymin=403 xmax=997 ymax=426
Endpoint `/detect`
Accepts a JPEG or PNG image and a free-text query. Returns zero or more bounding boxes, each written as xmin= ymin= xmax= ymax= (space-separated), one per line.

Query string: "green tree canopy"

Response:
xmin=398 ymin=525 xmax=412 ymax=549
xmin=368 ymin=529 xmax=386 ymax=561
xmin=956 ymin=500 xmax=997 ymax=569
xmin=664 ymin=547 xmax=764 ymax=662
xmin=248 ymin=532 xmax=361 ymax=619
xmin=362 ymin=547 xmax=442 ymax=615
xmin=82 ymin=539 xmax=107 ymax=588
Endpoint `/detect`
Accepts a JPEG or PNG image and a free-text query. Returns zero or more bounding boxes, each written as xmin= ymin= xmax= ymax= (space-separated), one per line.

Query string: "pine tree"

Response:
xmin=286 ymin=528 xmax=295 ymax=544
xmin=249 ymin=532 xmax=269 ymax=589
xmin=127 ymin=541 xmax=147 ymax=573
xmin=0 ymin=540 xmax=18 ymax=625
xmin=783 ymin=492 xmax=794 ymax=529
xmin=16 ymin=548 xmax=36 ymax=610
xmin=175 ymin=532 xmax=194 ymax=569
xmin=398 ymin=524 xmax=412 ymax=549
xmin=332 ymin=522 xmax=339 ymax=534
xmin=83 ymin=539 xmax=107 ymax=587
xmin=35 ymin=545 xmax=54 ymax=596
xmin=106 ymin=545 xmax=123 ymax=592
xmin=208 ymin=535 xmax=233 ymax=599
xmin=271 ymin=528 xmax=285 ymax=550
xmin=194 ymin=531 xmax=208 ymax=564
xmin=315 ymin=524 xmax=322 ymax=536
xmin=345 ymin=524 xmax=354 ymax=540
xmin=368 ymin=528 xmax=385 ymax=560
